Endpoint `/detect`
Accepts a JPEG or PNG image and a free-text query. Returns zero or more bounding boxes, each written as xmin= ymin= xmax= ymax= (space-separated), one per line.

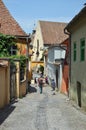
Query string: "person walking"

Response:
xmin=51 ymin=79 xmax=56 ymax=95
xmin=45 ymin=76 xmax=49 ymax=84
xmin=38 ymin=74 xmax=44 ymax=94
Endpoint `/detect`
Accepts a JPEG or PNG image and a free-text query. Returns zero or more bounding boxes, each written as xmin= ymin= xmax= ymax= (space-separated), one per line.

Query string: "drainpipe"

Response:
xmin=26 ymin=36 xmax=31 ymax=94
xmin=64 ymin=28 xmax=71 ymax=98
xmin=26 ymin=37 xmax=29 ymax=94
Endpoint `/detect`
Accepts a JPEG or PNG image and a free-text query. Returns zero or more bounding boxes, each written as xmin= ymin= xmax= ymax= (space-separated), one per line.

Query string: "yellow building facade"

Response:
xmin=0 ymin=60 xmax=10 ymax=108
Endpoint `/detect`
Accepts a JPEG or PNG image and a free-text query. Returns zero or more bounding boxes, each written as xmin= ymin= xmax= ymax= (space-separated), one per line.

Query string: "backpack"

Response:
xmin=39 ymin=78 xmax=43 ymax=84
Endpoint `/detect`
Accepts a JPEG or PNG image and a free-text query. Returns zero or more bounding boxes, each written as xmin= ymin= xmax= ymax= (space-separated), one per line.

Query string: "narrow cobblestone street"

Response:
xmin=0 ymin=85 xmax=86 ymax=130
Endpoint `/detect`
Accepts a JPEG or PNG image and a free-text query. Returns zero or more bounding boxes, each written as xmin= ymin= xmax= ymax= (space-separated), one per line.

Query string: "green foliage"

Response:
xmin=0 ymin=33 xmax=27 ymax=70
xmin=9 ymin=55 xmax=27 ymax=69
xmin=39 ymin=65 xmax=44 ymax=74
xmin=19 ymin=55 xmax=27 ymax=69
xmin=0 ymin=33 xmax=16 ymax=57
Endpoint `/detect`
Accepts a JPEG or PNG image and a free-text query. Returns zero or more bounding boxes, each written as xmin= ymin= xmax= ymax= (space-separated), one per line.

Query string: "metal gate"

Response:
xmin=10 ymin=64 xmax=16 ymax=102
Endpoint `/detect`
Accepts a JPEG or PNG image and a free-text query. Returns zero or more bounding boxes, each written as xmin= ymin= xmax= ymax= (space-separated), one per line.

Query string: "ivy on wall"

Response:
xmin=0 ymin=33 xmax=16 ymax=57
xmin=0 ymin=33 xmax=27 ymax=69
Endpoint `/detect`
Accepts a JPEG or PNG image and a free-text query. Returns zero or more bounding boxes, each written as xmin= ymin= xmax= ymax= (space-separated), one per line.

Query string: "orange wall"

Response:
xmin=61 ymin=65 xmax=69 ymax=95
xmin=29 ymin=61 xmax=44 ymax=80
xmin=31 ymin=61 xmax=44 ymax=68
xmin=17 ymin=42 xmax=26 ymax=55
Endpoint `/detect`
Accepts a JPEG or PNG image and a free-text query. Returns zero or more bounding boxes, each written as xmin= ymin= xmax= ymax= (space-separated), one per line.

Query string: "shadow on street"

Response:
xmin=0 ymin=102 xmax=16 ymax=125
xmin=28 ymin=84 xmax=37 ymax=93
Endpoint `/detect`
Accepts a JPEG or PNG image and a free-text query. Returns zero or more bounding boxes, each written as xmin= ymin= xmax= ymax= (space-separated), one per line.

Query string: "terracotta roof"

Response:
xmin=0 ymin=0 xmax=26 ymax=36
xmin=39 ymin=20 xmax=68 ymax=45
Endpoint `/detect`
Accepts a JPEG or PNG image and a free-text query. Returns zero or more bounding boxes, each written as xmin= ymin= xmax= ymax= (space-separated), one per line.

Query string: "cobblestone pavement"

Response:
xmin=0 ymin=85 xmax=86 ymax=130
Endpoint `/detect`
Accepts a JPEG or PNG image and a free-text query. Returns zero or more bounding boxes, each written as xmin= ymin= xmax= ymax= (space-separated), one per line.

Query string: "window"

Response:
xmin=80 ymin=38 xmax=85 ymax=61
xmin=10 ymin=45 xmax=17 ymax=55
xmin=37 ymin=39 xmax=39 ymax=50
xmin=36 ymin=39 xmax=39 ymax=56
xmin=73 ymin=42 xmax=77 ymax=61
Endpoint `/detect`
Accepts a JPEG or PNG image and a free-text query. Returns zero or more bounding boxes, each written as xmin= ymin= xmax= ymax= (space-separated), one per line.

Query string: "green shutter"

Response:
xmin=80 ymin=38 xmax=85 ymax=61
xmin=73 ymin=42 xmax=77 ymax=61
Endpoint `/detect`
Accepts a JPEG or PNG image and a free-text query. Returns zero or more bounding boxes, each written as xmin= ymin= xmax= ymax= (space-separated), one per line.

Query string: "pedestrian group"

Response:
xmin=35 ymin=74 xmax=56 ymax=95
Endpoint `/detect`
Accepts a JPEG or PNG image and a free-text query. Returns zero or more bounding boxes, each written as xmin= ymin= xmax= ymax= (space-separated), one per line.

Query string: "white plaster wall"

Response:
xmin=32 ymin=21 xmax=44 ymax=61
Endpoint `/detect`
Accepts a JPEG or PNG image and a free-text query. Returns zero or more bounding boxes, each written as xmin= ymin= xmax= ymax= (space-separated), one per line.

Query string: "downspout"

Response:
xmin=64 ymin=28 xmax=71 ymax=98
xmin=26 ymin=37 xmax=29 ymax=94
xmin=26 ymin=36 xmax=31 ymax=94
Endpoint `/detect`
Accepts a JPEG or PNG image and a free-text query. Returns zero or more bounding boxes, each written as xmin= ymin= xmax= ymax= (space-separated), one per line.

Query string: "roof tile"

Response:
xmin=0 ymin=0 xmax=26 ymax=36
xmin=39 ymin=20 xmax=68 ymax=45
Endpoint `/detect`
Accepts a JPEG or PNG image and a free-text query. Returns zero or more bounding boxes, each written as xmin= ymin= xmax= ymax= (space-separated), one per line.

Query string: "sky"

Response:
xmin=3 ymin=0 xmax=86 ymax=34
